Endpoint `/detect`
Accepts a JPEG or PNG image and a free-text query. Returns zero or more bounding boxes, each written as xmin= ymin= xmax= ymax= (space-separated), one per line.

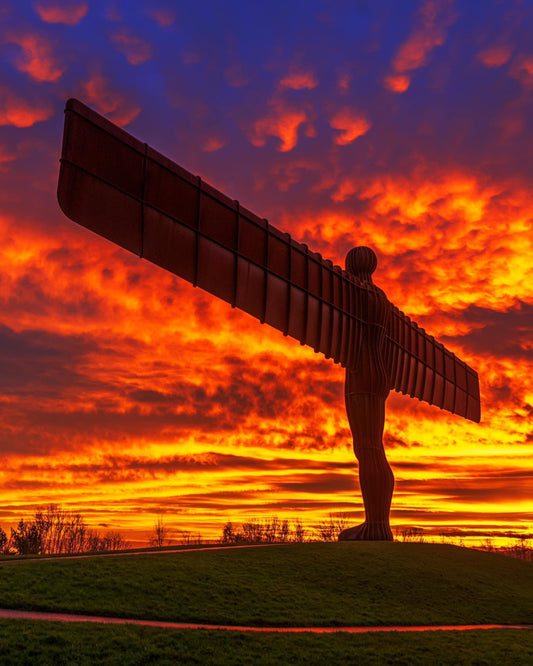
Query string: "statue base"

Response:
xmin=338 ymin=522 xmax=393 ymax=541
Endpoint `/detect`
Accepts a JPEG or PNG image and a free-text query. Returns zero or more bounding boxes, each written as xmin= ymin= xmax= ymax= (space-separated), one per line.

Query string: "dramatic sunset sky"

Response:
xmin=1 ymin=0 xmax=531 ymax=546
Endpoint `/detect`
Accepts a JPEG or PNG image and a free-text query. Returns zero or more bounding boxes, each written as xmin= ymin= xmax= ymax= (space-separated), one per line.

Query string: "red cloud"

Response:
xmin=247 ymin=67 xmax=319 ymax=151
xmin=33 ymin=1 xmax=88 ymax=25
xmin=202 ymin=136 xmax=226 ymax=152
xmin=7 ymin=32 xmax=64 ymax=81
xmin=384 ymin=0 xmax=457 ymax=93
xmin=338 ymin=72 xmax=350 ymax=92
xmin=393 ymin=0 xmax=456 ymax=72
xmin=383 ymin=74 xmax=411 ymax=93
xmin=0 ymin=145 xmax=16 ymax=170
xmin=477 ymin=45 xmax=512 ymax=68
xmin=145 ymin=6 xmax=175 ymax=28
xmin=81 ymin=74 xmax=140 ymax=126
xmin=110 ymin=27 xmax=152 ymax=65
xmin=0 ymin=87 xmax=53 ymax=127
xmin=509 ymin=54 xmax=533 ymax=89
xmin=279 ymin=70 xmax=318 ymax=91
xmin=329 ymin=109 xmax=371 ymax=145
xmin=250 ymin=106 xmax=308 ymax=152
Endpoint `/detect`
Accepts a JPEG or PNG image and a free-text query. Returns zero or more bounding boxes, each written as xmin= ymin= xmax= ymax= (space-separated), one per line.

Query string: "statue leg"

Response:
xmin=339 ymin=393 xmax=394 ymax=541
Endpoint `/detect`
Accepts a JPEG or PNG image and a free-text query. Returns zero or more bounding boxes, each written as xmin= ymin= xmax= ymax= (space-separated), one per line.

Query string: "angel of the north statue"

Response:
xmin=57 ymin=99 xmax=480 ymax=541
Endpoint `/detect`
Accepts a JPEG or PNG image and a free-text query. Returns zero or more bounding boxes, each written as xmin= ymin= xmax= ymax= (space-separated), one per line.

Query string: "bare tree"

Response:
xmin=293 ymin=519 xmax=306 ymax=543
xmin=175 ymin=529 xmax=202 ymax=546
xmin=34 ymin=505 xmax=68 ymax=554
xmin=7 ymin=506 xmax=129 ymax=555
xmin=10 ymin=519 xmax=43 ymax=554
xmin=511 ymin=535 xmax=532 ymax=561
xmin=242 ymin=521 xmax=264 ymax=543
xmin=396 ymin=527 xmax=425 ymax=543
xmin=314 ymin=513 xmax=350 ymax=541
xmin=85 ymin=529 xmax=103 ymax=552
xmin=64 ymin=512 xmax=88 ymax=553
xmin=220 ymin=516 xmax=343 ymax=544
xmin=150 ymin=516 xmax=170 ymax=548
xmin=99 ymin=531 xmax=129 ymax=551
xmin=221 ymin=521 xmax=245 ymax=543
xmin=280 ymin=520 xmax=290 ymax=543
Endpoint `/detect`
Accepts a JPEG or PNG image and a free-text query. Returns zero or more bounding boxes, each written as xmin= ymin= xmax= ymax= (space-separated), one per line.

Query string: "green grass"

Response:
xmin=0 ymin=621 xmax=531 ymax=665
xmin=0 ymin=542 xmax=531 ymax=627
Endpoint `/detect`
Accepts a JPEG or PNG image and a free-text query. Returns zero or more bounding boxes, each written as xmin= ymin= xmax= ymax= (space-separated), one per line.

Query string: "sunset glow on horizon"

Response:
xmin=0 ymin=0 xmax=532 ymax=547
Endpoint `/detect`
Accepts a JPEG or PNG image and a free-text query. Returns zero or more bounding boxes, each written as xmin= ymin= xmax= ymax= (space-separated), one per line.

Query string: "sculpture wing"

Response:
xmin=58 ymin=98 xmax=369 ymax=367
xmin=384 ymin=307 xmax=481 ymax=422
xmin=58 ymin=99 xmax=480 ymax=423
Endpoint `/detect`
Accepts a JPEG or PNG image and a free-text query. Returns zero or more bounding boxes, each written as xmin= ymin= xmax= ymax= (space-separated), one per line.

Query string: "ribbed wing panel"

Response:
xmin=58 ymin=98 xmax=369 ymax=370
xmin=58 ymin=99 xmax=481 ymax=423
xmin=385 ymin=306 xmax=481 ymax=422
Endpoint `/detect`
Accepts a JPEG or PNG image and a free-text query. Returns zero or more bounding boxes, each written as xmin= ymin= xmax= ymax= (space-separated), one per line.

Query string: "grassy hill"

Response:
xmin=0 ymin=542 xmax=531 ymax=664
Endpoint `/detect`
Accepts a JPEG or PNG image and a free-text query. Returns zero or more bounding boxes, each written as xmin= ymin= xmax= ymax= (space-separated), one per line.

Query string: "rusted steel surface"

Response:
xmin=57 ymin=98 xmax=480 ymax=423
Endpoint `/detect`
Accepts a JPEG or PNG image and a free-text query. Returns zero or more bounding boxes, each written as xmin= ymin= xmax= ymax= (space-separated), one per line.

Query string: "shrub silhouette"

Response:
xmin=6 ymin=505 xmax=128 ymax=555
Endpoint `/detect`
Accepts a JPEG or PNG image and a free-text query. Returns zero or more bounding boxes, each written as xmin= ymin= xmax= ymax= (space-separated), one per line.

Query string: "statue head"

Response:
xmin=345 ymin=246 xmax=377 ymax=282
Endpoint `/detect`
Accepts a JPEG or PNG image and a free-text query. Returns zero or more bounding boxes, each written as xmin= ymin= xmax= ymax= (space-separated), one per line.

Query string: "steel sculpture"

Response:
xmin=57 ymin=99 xmax=481 ymax=540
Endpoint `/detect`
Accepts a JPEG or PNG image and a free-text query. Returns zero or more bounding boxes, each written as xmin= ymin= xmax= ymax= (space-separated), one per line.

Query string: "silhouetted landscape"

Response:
xmin=0 ymin=541 xmax=532 ymax=663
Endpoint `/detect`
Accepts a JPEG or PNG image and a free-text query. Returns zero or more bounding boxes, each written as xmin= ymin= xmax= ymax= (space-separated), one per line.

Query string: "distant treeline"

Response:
xmin=0 ymin=505 xmax=128 ymax=556
xmin=218 ymin=516 xmax=532 ymax=562
xmin=220 ymin=514 xmax=349 ymax=543
xmin=2 ymin=508 xmax=531 ymax=561
xmin=144 ymin=513 xmax=350 ymax=547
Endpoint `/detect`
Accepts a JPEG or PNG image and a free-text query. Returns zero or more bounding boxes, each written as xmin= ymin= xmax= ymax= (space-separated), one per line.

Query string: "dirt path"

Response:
xmin=0 ymin=609 xmax=530 ymax=633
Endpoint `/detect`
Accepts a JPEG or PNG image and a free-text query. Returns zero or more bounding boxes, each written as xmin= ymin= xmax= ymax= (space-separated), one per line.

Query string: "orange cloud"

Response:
xmin=329 ymin=109 xmax=371 ymax=145
xmin=250 ymin=106 xmax=308 ymax=152
xmin=477 ymin=45 xmax=512 ymax=68
xmin=7 ymin=32 xmax=65 ymax=82
xmin=0 ymin=87 xmax=53 ymax=127
xmin=110 ymin=27 xmax=152 ymax=65
xmin=383 ymin=74 xmax=411 ymax=93
xmin=33 ymin=1 xmax=88 ymax=25
xmin=291 ymin=169 xmax=533 ymax=325
xmin=393 ymin=0 xmax=456 ymax=72
xmin=279 ymin=70 xmax=318 ymax=90
xmin=202 ymin=137 xmax=226 ymax=152
xmin=81 ymin=74 xmax=141 ymax=126
xmin=384 ymin=0 xmax=457 ymax=93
